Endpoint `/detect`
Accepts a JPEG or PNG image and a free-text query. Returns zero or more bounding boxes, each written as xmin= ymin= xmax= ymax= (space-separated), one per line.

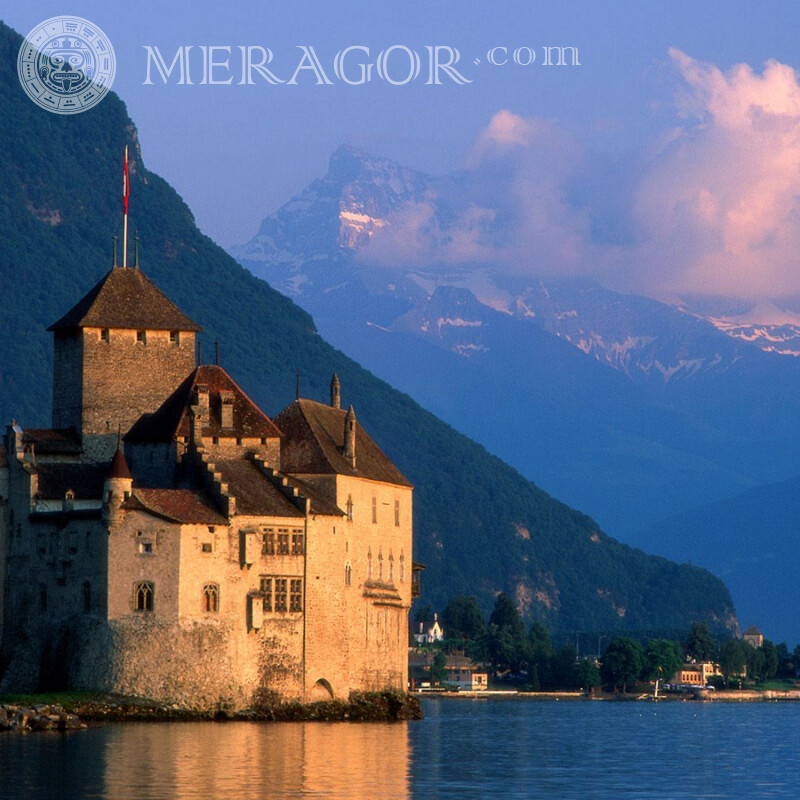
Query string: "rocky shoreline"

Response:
xmin=0 ymin=690 xmax=423 ymax=732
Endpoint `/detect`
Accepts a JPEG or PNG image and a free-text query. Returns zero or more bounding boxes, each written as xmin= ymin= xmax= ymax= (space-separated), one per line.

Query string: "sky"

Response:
xmin=6 ymin=1 xmax=800 ymax=300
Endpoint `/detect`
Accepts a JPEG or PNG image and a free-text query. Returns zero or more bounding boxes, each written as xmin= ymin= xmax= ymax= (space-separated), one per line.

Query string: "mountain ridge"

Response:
xmin=0 ymin=19 xmax=736 ymax=636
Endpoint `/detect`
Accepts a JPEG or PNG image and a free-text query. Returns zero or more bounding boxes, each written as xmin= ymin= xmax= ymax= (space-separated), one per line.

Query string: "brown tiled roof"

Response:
xmin=22 ymin=428 xmax=82 ymax=455
xmin=48 ymin=267 xmax=201 ymax=332
xmin=122 ymin=489 xmax=227 ymax=525
xmin=216 ymin=460 xmax=304 ymax=518
xmin=274 ymin=399 xmax=411 ymax=487
xmin=283 ymin=475 xmax=345 ymax=517
xmin=34 ymin=463 xmax=107 ymax=500
xmin=126 ymin=365 xmax=282 ymax=443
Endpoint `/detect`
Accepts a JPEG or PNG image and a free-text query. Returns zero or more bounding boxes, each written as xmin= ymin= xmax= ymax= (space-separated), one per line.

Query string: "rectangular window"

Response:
xmin=136 ymin=330 xmax=146 ymax=344
xmin=395 ymin=499 xmax=400 ymax=526
xmin=100 ymin=328 xmax=110 ymax=342
xmin=169 ymin=331 xmax=179 ymax=345
xmin=290 ymin=579 xmax=303 ymax=612
xmin=372 ymin=496 xmax=377 ymax=524
xmin=260 ymin=577 xmax=273 ymax=612
xmin=201 ymin=542 xmax=213 ymax=553
xmin=291 ymin=531 xmax=304 ymax=555
xmin=277 ymin=530 xmax=289 ymax=555
xmin=262 ymin=530 xmax=275 ymax=555
xmin=137 ymin=541 xmax=153 ymax=555
xmin=274 ymin=578 xmax=288 ymax=612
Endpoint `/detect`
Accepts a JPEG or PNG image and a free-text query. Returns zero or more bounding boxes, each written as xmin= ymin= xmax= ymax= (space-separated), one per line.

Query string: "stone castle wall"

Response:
xmin=304 ymin=476 xmax=412 ymax=698
xmin=63 ymin=327 xmax=195 ymax=443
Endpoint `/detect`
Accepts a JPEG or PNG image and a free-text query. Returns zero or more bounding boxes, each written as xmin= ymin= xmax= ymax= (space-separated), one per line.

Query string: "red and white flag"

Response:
xmin=123 ymin=145 xmax=129 ymax=215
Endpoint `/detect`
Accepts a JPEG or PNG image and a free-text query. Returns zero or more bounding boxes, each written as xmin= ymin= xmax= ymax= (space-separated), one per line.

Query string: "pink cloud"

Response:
xmin=632 ymin=49 xmax=800 ymax=298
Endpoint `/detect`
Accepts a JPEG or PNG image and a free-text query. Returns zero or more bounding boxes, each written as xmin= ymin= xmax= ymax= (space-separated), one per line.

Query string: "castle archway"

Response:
xmin=311 ymin=678 xmax=334 ymax=700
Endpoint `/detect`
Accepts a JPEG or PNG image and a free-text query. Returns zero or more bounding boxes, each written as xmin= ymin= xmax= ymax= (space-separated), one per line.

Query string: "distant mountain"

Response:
xmin=0 ymin=20 xmax=736 ymax=636
xmin=636 ymin=475 xmax=800 ymax=644
xmin=679 ymin=295 xmax=800 ymax=357
xmin=232 ymin=146 xmax=800 ymax=544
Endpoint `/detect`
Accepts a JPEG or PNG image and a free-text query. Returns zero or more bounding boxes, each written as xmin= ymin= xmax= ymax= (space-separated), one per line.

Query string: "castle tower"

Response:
xmin=48 ymin=267 xmax=201 ymax=460
xmin=102 ymin=437 xmax=133 ymax=526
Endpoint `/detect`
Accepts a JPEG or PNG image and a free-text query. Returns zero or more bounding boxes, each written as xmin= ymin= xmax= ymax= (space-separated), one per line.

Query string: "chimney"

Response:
xmin=343 ymin=405 xmax=357 ymax=468
xmin=190 ymin=385 xmax=209 ymax=446
xmin=330 ymin=373 xmax=341 ymax=409
xmin=219 ymin=390 xmax=234 ymax=429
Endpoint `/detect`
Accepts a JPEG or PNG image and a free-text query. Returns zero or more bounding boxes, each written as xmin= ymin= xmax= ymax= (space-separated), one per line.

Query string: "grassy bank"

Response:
xmin=0 ymin=689 xmax=423 ymax=729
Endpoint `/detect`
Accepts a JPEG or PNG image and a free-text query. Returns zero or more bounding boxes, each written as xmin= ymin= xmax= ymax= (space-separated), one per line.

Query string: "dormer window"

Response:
xmin=136 ymin=330 xmax=146 ymax=344
xmin=100 ymin=329 xmax=110 ymax=342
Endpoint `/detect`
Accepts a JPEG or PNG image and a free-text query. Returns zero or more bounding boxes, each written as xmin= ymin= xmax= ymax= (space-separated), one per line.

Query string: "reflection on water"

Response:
xmin=0 ymin=720 xmax=410 ymax=800
xmin=3 ymin=700 xmax=800 ymax=799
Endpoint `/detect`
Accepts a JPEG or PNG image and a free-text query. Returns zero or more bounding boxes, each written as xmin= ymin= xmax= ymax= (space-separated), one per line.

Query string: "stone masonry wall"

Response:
xmin=81 ymin=327 xmax=195 ymax=439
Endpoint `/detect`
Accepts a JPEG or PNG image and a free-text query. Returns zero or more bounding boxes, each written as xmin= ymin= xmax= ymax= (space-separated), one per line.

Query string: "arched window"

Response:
xmin=367 ymin=548 xmax=373 ymax=579
xmin=134 ymin=581 xmax=154 ymax=612
xmin=82 ymin=581 xmax=91 ymax=613
xmin=389 ymin=552 xmax=394 ymax=582
xmin=400 ymin=552 xmax=405 ymax=583
xmin=203 ymin=583 xmax=219 ymax=613
xmin=378 ymin=550 xmax=384 ymax=580
xmin=345 ymin=561 xmax=352 ymax=587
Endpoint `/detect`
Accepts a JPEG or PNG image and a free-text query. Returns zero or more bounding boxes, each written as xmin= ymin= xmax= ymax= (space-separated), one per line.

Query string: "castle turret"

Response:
xmin=330 ymin=373 xmax=341 ymax=410
xmin=103 ymin=438 xmax=133 ymax=525
xmin=48 ymin=266 xmax=201 ymax=461
xmin=343 ymin=405 xmax=357 ymax=468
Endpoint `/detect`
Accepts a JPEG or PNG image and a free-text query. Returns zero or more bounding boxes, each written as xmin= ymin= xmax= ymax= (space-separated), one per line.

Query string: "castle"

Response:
xmin=0 ymin=258 xmax=415 ymax=708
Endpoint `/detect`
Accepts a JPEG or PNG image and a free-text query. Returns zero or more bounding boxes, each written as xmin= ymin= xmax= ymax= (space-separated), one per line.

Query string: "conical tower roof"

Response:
xmin=108 ymin=439 xmax=132 ymax=480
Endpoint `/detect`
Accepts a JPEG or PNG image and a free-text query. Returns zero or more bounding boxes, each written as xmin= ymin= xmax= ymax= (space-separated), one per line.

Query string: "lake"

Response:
xmin=1 ymin=698 xmax=799 ymax=799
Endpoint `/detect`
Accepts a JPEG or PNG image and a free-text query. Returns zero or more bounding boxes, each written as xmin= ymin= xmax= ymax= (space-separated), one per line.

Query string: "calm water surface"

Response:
xmin=1 ymin=698 xmax=799 ymax=799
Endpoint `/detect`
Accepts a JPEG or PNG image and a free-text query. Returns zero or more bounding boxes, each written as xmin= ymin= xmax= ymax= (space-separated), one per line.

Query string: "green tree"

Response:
xmin=719 ymin=639 xmax=749 ymax=687
xmin=483 ymin=623 xmax=528 ymax=674
xmin=575 ymin=659 xmax=602 ymax=691
xmin=550 ymin=645 xmax=579 ymax=690
xmin=747 ymin=645 xmax=767 ymax=683
xmin=792 ymin=645 xmax=800 ymax=679
xmin=441 ymin=596 xmax=486 ymax=642
xmin=644 ymin=639 xmax=683 ymax=684
xmin=686 ymin=622 xmax=716 ymax=661
xmin=527 ymin=622 xmax=554 ymax=687
xmin=483 ymin=594 xmax=528 ymax=673
xmin=775 ymin=643 xmax=793 ymax=679
xmin=601 ymin=637 xmax=645 ymax=693
xmin=760 ymin=640 xmax=779 ymax=681
xmin=431 ymin=650 xmax=447 ymax=686
xmin=489 ymin=593 xmax=525 ymax=640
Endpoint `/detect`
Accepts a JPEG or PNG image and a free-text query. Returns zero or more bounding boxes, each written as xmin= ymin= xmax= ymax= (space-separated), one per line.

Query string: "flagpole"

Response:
xmin=123 ymin=146 xmax=129 ymax=268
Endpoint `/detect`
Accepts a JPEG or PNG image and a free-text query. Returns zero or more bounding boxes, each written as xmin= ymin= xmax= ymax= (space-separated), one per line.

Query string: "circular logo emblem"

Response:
xmin=17 ymin=16 xmax=116 ymax=115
